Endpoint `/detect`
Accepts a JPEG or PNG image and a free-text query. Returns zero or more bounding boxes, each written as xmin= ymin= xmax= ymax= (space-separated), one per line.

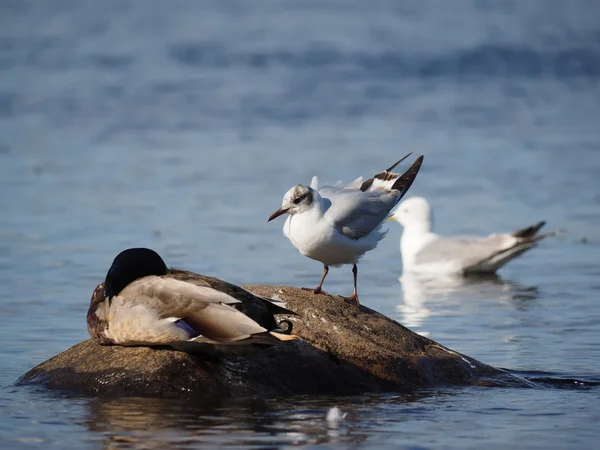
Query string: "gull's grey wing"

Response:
xmin=322 ymin=190 xmax=397 ymax=239
xmin=316 ymin=176 xmax=364 ymax=196
xmin=414 ymin=235 xmax=516 ymax=269
xmin=317 ymin=185 xmax=344 ymax=197
xmin=318 ymin=155 xmax=423 ymax=240
xmin=344 ymin=176 xmax=364 ymax=190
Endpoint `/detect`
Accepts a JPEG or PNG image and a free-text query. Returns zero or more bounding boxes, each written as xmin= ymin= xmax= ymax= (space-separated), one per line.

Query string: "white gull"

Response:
xmin=387 ymin=196 xmax=563 ymax=275
xmin=268 ymin=154 xmax=424 ymax=304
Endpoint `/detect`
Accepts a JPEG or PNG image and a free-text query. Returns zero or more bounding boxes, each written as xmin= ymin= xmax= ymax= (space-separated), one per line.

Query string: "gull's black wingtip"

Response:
xmin=385 ymin=152 xmax=413 ymax=173
xmin=391 ymin=155 xmax=424 ymax=196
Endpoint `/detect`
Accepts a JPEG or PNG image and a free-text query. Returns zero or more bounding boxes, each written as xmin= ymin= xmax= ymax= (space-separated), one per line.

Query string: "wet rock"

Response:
xmin=17 ymin=286 xmax=523 ymax=397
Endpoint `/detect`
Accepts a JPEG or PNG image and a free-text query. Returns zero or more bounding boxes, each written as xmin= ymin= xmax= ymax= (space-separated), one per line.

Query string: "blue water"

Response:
xmin=1 ymin=0 xmax=600 ymax=448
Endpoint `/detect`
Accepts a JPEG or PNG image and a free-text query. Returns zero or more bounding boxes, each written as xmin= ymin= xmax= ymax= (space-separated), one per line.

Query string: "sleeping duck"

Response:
xmin=87 ymin=247 xmax=298 ymax=352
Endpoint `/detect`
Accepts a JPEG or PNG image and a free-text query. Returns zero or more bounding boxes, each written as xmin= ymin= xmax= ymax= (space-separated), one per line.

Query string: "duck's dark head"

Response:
xmin=103 ymin=247 xmax=168 ymax=298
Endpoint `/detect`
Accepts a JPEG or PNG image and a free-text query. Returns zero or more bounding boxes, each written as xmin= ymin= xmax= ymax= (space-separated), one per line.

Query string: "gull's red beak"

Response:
xmin=268 ymin=207 xmax=290 ymax=222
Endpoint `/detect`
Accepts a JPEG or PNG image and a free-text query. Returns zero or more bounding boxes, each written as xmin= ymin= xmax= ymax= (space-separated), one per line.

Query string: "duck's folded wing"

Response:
xmin=169 ymin=270 xmax=296 ymax=316
xmin=121 ymin=276 xmax=241 ymax=307
xmin=176 ymin=301 xmax=297 ymax=347
xmin=119 ymin=276 xmax=287 ymax=343
xmin=181 ymin=301 xmax=271 ymax=340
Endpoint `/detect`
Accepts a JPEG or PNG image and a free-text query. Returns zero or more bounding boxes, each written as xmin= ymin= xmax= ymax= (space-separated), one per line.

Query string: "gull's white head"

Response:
xmin=268 ymin=184 xmax=315 ymax=222
xmin=388 ymin=196 xmax=432 ymax=230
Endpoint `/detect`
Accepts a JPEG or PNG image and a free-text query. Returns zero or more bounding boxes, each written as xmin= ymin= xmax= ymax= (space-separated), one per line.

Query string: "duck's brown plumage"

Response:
xmin=86 ymin=248 xmax=297 ymax=352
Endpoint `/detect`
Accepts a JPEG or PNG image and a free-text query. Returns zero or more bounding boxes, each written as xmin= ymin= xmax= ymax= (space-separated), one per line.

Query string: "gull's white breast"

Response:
xmin=283 ymin=208 xmax=381 ymax=267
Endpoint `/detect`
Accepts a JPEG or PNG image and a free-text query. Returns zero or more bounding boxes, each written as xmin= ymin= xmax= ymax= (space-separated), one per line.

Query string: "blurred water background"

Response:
xmin=1 ymin=0 xmax=600 ymax=448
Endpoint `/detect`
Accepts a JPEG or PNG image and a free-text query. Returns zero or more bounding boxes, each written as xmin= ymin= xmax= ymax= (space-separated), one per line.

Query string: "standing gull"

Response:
xmin=268 ymin=154 xmax=424 ymax=305
xmin=387 ymin=196 xmax=563 ymax=274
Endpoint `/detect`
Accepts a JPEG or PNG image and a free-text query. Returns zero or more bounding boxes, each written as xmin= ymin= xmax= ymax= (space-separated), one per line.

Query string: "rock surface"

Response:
xmin=17 ymin=286 xmax=523 ymax=397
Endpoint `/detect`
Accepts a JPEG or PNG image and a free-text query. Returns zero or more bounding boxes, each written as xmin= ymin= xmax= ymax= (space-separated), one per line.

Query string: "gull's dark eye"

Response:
xmin=293 ymin=192 xmax=308 ymax=204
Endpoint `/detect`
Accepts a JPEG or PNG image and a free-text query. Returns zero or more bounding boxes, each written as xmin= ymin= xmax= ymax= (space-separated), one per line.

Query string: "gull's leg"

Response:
xmin=302 ymin=265 xmax=329 ymax=295
xmin=344 ymin=264 xmax=360 ymax=305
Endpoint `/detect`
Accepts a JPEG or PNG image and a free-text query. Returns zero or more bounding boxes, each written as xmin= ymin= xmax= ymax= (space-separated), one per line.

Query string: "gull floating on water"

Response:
xmin=386 ymin=197 xmax=562 ymax=275
xmin=268 ymin=154 xmax=424 ymax=305
xmin=87 ymin=248 xmax=297 ymax=353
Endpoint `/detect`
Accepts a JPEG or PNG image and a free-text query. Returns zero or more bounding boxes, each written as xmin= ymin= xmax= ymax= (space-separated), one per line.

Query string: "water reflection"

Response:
xmin=79 ymin=392 xmax=440 ymax=449
xmin=81 ymin=396 xmax=363 ymax=448
xmin=397 ymin=272 xmax=539 ymax=335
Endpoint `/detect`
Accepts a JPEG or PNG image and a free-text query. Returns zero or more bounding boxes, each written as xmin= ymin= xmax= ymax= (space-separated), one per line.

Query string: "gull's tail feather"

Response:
xmin=527 ymin=228 xmax=565 ymax=243
xmin=512 ymin=221 xmax=564 ymax=243
xmin=512 ymin=221 xmax=546 ymax=238
xmin=465 ymin=225 xmax=564 ymax=273
xmin=360 ymin=154 xmax=424 ymax=196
